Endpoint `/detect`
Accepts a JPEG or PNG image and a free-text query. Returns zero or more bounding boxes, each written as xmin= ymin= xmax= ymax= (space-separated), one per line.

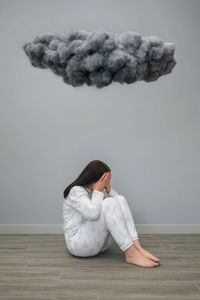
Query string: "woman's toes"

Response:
xmin=148 ymin=261 xmax=159 ymax=268
xmin=145 ymin=258 xmax=157 ymax=268
xmin=152 ymin=256 xmax=160 ymax=262
xmin=148 ymin=261 xmax=155 ymax=268
xmin=146 ymin=253 xmax=160 ymax=262
xmin=138 ymin=248 xmax=160 ymax=263
xmin=150 ymin=256 xmax=160 ymax=263
xmin=153 ymin=262 xmax=159 ymax=267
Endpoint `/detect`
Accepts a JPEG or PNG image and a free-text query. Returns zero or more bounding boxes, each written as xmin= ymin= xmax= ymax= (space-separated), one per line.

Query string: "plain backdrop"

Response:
xmin=0 ymin=0 xmax=199 ymax=225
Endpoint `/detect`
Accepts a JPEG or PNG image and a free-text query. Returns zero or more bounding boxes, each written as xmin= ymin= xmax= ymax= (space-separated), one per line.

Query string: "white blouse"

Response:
xmin=62 ymin=185 xmax=119 ymax=239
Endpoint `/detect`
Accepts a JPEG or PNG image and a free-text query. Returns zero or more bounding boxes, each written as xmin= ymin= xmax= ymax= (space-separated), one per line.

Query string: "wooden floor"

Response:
xmin=0 ymin=234 xmax=200 ymax=300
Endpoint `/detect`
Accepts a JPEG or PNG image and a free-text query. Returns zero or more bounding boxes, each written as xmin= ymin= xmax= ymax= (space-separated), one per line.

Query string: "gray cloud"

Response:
xmin=23 ymin=29 xmax=176 ymax=88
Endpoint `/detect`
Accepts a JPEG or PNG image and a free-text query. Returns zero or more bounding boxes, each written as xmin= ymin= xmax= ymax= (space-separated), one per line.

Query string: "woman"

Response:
xmin=63 ymin=160 xmax=160 ymax=268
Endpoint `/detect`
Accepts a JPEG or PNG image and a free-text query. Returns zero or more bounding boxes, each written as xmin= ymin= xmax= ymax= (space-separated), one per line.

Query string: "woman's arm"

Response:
xmin=67 ymin=186 xmax=104 ymax=221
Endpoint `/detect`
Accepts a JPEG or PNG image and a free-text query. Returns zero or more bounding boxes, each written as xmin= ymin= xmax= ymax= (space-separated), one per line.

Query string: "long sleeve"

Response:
xmin=67 ymin=186 xmax=104 ymax=221
xmin=104 ymin=186 xmax=119 ymax=197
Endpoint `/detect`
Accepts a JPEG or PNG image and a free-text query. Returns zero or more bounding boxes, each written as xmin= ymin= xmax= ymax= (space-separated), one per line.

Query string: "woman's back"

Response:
xmin=62 ymin=185 xmax=107 ymax=239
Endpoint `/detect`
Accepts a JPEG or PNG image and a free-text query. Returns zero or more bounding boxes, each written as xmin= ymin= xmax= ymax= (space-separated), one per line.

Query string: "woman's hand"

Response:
xmin=104 ymin=172 xmax=111 ymax=194
xmin=105 ymin=182 xmax=111 ymax=195
xmin=93 ymin=172 xmax=111 ymax=192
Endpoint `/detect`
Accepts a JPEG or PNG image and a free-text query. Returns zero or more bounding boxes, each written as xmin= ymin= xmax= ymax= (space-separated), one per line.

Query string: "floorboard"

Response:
xmin=0 ymin=234 xmax=200 ymax=299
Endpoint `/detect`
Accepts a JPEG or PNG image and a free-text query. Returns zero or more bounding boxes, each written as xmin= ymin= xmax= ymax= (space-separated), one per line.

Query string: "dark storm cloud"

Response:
xmin=23 ymin=29 xmax=176 ymax=88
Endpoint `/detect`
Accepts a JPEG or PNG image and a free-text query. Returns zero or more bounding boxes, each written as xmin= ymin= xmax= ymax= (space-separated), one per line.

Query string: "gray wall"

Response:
xmin=0 ymin=0 xmax=199 ymax=225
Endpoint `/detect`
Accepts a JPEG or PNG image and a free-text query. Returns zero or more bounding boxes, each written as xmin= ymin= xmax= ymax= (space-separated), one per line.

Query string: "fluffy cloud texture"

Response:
xmin=23 ymin=29 xmax=176 ymax=88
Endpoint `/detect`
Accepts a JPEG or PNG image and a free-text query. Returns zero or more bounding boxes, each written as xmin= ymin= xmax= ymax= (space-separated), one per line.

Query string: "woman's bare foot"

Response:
xmin=137 ymin=247 xmax=160 ymax=263
xmin=133 ymin=239 xmax=160 ymax=263
xmin=124 ymin=244 xmax=159 ymax=268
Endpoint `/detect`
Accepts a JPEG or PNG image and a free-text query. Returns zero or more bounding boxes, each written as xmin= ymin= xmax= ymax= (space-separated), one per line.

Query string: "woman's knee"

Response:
xmin=102 ymin=196 xmax=117 ymax=208
xmin=102 ymin=196 xmax=123 ymax=215
xmin=115 ymin=194 xmax=128 ymax=205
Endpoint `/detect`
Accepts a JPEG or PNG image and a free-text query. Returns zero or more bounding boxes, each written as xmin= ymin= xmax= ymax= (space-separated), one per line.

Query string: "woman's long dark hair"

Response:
xmin=63 ymin=160 xmax=111 ymax=199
